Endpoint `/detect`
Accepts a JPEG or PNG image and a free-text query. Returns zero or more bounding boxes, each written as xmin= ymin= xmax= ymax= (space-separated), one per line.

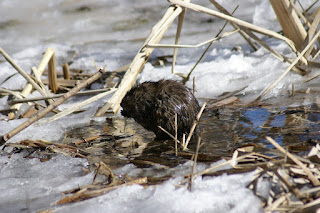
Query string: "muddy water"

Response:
xmin=65 ymin=102 xmax=320 ymax=175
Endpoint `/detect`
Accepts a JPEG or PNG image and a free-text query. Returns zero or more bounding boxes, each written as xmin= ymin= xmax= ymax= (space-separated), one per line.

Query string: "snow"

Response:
xmin=0 ymin=0 xmax=319 ymax=212
xmin=0 ymin=153 xmax=93 ymax=213
xmin=55 ymin=173 xmax=261 ymax=213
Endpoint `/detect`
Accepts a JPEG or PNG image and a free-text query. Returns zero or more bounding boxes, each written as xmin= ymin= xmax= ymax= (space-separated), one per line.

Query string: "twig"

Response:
xmin=0 ymin=48 xmax=47 ymax=97
xmin=8 ymin=48 xmax=55 ymax=118
xmin=187 ymin=136 xmax=201 ymax=191
xmin=92 ymin=57 xmax=99 ymax=72
xmin=210 ymin=1 xmax=257 ymax=51
xmin=306 ymin=0 xmax=320 ymax=13
xmin=270 ymin=0 xmax=307 ymax=51
xmin=0 ymin=68 xmax=106 ymax=146
xmin=174 ymin=113 xmax=178 ymax=156
xmin=182 ymin=5 xmax=239 ymax=85
xmin=93 ymin=162 xmax=115 ymax=185
xmin=31 ymin=67 xmax=50 ymax=94
xmin=146 ymin=29 xmax=239 ymax=48
xmin=302 ymin=7 xmax=320 ymax=58
xmin=266 ymin=136 xmax=320 ymax=186
xmin=169 ymin=0 xmax=297 ymax=52
xmin=31 ymin=66 xmax=54 ymax=104
xmin=95 ymin=5 xmax=183 ymax=115
xmin=295 ymin=197 xmax=320 ymax=212
xmin=57 ymin=177 xmax=147 ymax=204
xmin=291 ymin=1 xmax=310 ymax=27
xmin=273 ymin=168 xmax=303 ymax=199
xmin=8 ymin=88 xmax=114 ymax=104
xmin=256 ymin=30 xmax=320 ymax=101
xmin=0 ymin=88 xmax=24 ymax=99
xmin=180 ymin=152 xmax=254 ymax=184
xmin=305 ymin=73 xmax=320 ymax=82
xmin=158 ymin=125 xmax=181 ymax=145
xmin=183 ymin=102 xmax=206 ymax=150
xmin=41 ymin=87 xmax=117 ymax=123
xmin=172 ymin=0 xmax=189 ymax=73
xmin=210 ymin=0 xmax=306 ymax=72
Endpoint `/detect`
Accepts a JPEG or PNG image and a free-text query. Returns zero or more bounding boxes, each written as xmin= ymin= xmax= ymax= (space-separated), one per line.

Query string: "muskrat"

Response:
xmin=121 ymin=80 xmax=200 ymax=140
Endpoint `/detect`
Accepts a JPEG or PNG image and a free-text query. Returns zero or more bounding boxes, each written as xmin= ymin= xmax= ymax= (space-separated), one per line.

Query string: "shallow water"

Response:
xmin=62 ymin=101 xmax=320 ymax=176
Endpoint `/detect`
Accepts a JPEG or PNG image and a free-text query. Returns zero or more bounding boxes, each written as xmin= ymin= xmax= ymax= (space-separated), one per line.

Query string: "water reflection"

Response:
xmin=65 ymin=104 xmax=320 ymax=172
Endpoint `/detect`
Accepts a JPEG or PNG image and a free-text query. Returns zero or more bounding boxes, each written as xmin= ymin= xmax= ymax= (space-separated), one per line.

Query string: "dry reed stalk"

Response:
xmin=306 ymin=0 xmax=320 ymax=12
xmin=9 ymin=139 xmax=90 ymax=156
xmin=48 ymin=51 xmax=58 ymax=93
xmin=290 ymin=1 xmax=310 ymax=27
xmin=169 ymin=0 xmax=297 ymax=52
xmin=8 ymin=48 xmax=55 ymax=118
xmin=257 ymin=30 xmax=320 ymax=101
xmin=20 ymin=105 xmax=37 ymax=118
xmin=312 ymin=48 xmax=320 ymax=60
xmin=31 ymin=67 xmax=49 ymax=94
xmin=270 ymin=0 xmax=307 ymax=51
xmin=92 ymin=162 xmax=115 ymax=185
xmin=209 ymin=0 xmax=306 ymax=74
xmin=95 ymin=5 xmax=184 ymax=115
xmin=73 ymin=135 xmax=100 ymax=145
xmin=158 ymin=125 xmax=181 ymax=145
xmin=8 ymin=88 xmax=113 ymax=104
xmin=273 ymin=169 xmax=303 ymax=199
xmin=180 ymin=152 xmax=255 ymax=184
xmin=187 ymin=136 xmax=201 ymax=191
xmin=41 ymin=87 xmax=117 ymax=123
xmin=172 ymin=0 xmax=189 ymax=73
xmin=266 ymin=136 xmax=320 ymax=186
xmin=304 ymin=8 xmax=320 ymax=57
xmin=209 ymin=1 xmax=258 ymax=51
xmin=207 ymin=96 xmax=238 ymax=108
xmin=292 ymin=84 xmax=295 ymax=97
xmin=207 ymin=86 xmax=248 ymax=108
xmin=57 ymin=177 xmax=148 ymax=204
xmin=42 ymin=79 xmax=82 ymax=87
xmin=8 ymin=87 xmax=32 ymax=119
xmin=0 ymin=48 xmax=46 ymax=96
xmin=0 ymin=88 xmax=23 ymax=99
xmin=182 ymin=6 xmax=239 ymax=85
xmin=38 ymin=48 xmax=55 ymax=75
xmin=31 ymin=66 xmax=54 ymax=105
xmin=0 ymin=68 xmax=106 ymax=146
xmin=295 ymin=197 xmax=320 ymax=212
xmin=174 ymin=113 xmax=178 ymax=156
xmin=0 ymin=48 xmax=50 ymax=118
xmin=62 ymin=63 xmax=70 ymax=80
xmin=147 ymin=29 xmax=239 ymax=48
xmin=265 ymin=192 xmax=290 ymax=211
xmin=183 ymin=102 xmax=206 ymax=150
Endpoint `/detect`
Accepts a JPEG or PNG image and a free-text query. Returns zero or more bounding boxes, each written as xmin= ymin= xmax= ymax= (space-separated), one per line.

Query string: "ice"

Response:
xmin=138 ymin=42 xmax=305 ymax=99
xmin=0 ymin=107 xmax=96 ymax=143
xmin=0 ymin=153 xmax=93 ymax=213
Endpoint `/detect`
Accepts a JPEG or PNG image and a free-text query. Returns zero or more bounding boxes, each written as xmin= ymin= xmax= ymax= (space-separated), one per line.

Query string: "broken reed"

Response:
xmin=0 ymin=68 xmax=106 ymax=146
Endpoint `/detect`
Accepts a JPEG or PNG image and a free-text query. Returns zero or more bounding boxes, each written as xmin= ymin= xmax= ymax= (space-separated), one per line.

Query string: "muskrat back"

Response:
xmin=121 ymin=80 xmax=200 ymax=140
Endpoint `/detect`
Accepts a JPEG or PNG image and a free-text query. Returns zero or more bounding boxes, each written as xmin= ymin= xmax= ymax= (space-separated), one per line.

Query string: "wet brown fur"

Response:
xmin=121 ymin=80 xmax=200 ymax=139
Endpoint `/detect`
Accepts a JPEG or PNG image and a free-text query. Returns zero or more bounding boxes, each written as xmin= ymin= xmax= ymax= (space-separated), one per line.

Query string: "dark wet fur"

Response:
xmin=121 ymin=80 xmax=200 ymax=140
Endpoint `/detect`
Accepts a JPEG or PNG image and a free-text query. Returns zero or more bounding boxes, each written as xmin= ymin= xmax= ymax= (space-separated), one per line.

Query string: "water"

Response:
xmin=57 ymin=102 xmax=320 ymax=177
